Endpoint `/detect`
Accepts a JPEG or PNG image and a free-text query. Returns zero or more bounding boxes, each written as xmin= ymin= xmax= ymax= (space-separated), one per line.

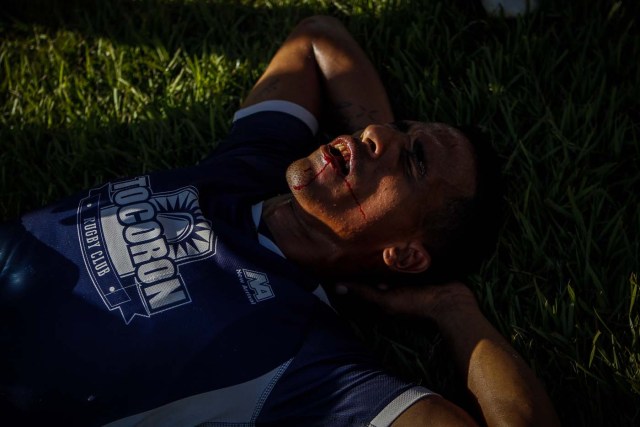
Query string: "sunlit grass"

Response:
xmin=1 ymin=0 xmax=639 ymax=425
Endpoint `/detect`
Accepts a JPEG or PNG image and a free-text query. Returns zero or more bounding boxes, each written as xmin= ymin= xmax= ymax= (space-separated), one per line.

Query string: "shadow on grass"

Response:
xmin=1 ymin=0 xmax=460 ymax=58
xmin=0 ymin=0 xmax=504 ymax=77
xmin=2 ymin=0 xmax=306 ymax=56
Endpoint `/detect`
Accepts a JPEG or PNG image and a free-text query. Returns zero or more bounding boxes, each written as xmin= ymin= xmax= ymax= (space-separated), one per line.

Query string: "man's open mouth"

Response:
xmin=328 ymin=140 xmax=351 ymax=175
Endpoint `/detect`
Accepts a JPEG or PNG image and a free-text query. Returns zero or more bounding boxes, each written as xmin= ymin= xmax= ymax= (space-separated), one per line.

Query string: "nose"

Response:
xmin=360 ymin=124 xmax=406 ymax=160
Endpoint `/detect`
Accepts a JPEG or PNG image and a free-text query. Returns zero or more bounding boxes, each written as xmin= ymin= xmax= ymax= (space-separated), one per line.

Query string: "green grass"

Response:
xmin=1 ymin=0 xmax=639 ymax=425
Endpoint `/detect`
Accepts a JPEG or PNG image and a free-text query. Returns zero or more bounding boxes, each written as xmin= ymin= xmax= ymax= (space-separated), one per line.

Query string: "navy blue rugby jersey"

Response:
xmin=0 ymin=100 xmax=433 ymax=426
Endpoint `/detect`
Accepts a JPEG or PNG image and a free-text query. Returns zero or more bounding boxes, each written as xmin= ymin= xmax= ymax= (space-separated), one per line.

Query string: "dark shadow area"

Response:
xmin=2 ymin=0 xmax=311 ymax=59
xmin=1 ymin=0 xmax=506 ymax=80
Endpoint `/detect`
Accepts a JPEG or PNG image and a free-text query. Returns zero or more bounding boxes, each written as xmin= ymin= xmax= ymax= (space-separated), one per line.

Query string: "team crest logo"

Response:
xmin=77 ymin=176 xmax=216 ymax=324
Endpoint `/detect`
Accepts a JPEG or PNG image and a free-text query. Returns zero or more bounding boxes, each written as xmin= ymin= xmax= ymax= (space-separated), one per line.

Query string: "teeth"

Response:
xmin=329 ymin=141 xmax=351 ymax=175
xmin=335 ymin=142 xmax=351 ymax=163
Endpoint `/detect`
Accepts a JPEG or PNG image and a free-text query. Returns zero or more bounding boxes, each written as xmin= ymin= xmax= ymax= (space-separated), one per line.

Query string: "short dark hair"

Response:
xmin=416 ymin=125 xmax=505 ymax=283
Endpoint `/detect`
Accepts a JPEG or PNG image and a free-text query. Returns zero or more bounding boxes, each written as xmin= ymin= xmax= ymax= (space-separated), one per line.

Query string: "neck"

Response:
xmin=262 ymin=194 xmax=391 ymax=278
xmin=261 ymin=194 xmax=351 ymax=275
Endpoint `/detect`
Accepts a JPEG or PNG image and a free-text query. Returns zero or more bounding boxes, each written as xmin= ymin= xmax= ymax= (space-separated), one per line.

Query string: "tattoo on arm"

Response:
xmin=335 ymin=101 xmax=381 ymax=131
xmin=255 ymin=77 xmax=281 ymax=100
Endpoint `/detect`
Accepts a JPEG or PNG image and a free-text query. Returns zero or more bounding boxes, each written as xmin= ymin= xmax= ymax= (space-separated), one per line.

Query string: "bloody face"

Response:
xmin=286 ymin=121 xmax=477 ymax=251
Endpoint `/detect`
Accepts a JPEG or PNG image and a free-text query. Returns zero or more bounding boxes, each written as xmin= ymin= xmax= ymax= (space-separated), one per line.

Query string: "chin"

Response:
xmin=285 ymin=159 xmax=304 ymax=189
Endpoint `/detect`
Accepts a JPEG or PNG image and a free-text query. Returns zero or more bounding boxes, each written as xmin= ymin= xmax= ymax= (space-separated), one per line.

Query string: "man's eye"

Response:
xmin=404 ymin=141 xmax=426 ymax=178
xmin=413 ymin=142 xmax=426 ymax=177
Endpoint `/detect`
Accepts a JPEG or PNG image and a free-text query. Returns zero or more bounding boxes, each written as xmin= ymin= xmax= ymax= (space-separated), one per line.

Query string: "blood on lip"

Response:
xmin=292 ymin=151 xmax=366 ymax=220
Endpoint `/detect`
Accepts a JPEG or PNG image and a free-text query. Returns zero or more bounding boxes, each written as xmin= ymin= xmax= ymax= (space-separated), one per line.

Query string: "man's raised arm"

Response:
xmin=340 ymin=281 xmax=561 ymax=427
xmin=242 ymin=15 xmax=394 ymax=133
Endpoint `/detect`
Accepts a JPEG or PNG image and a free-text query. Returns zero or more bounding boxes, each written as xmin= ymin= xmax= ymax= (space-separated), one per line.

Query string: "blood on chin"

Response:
xmin=288 ymin=156 xmax=366 ymax=220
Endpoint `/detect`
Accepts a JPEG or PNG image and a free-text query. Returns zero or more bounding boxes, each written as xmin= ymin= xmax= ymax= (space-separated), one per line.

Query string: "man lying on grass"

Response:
xmin=0 ymin=15 xmax=559 ymax=427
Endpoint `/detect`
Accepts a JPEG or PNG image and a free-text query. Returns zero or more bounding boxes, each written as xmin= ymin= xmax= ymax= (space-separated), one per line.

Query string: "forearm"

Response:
xmin=243 ymin=16 xmax=393 ymax=132
xmin=300 ymin=16 xmax=394 ymax=131
xmin=435 ymin=299 xmax=560 ymax=427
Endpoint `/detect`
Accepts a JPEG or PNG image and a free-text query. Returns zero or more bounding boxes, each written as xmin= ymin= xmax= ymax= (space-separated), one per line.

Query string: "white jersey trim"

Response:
xmin=369 ymin=386 xmax=436 ymax=427
xmin=311 ymin=284 xmax=333 ymax=308
xmin=252 ymin=201 xmax=285 ymax=258
xmin=233 ymin=100 xmax=319 ymax=135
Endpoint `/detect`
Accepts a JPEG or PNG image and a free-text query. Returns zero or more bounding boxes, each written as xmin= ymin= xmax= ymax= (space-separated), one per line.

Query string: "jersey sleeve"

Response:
xmin=233 ymin=100 xmax=319 ymax=135
xmin=197 ymin=100 xmax=320 ymax=200
xmin=204 ymin=99 xmax=319 ymax=162
xmin=255 ymin=303 xmax=436 ymax=426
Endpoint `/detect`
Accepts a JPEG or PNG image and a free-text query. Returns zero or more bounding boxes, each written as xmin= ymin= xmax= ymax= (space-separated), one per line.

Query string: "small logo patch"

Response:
xmin=236 ymin=269 xmax=274 ymax=304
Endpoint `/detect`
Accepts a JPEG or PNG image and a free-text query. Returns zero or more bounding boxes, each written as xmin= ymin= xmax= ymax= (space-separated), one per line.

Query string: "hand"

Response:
xmin=335 ymin=281 xmax=479 ymax=324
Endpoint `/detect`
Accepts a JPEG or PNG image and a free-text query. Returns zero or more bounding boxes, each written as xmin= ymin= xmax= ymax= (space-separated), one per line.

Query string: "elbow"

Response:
xmin=294 ymin=15 xmax=347 ymax=38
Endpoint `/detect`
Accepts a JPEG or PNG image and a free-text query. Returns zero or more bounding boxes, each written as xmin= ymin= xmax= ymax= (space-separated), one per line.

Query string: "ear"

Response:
xmin=382 ymin=240 xmax=431 ymax=274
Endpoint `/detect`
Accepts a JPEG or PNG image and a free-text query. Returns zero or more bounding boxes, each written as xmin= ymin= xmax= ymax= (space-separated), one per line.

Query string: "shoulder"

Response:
xmin=204 ymin=100 xmax=319 ymax=164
